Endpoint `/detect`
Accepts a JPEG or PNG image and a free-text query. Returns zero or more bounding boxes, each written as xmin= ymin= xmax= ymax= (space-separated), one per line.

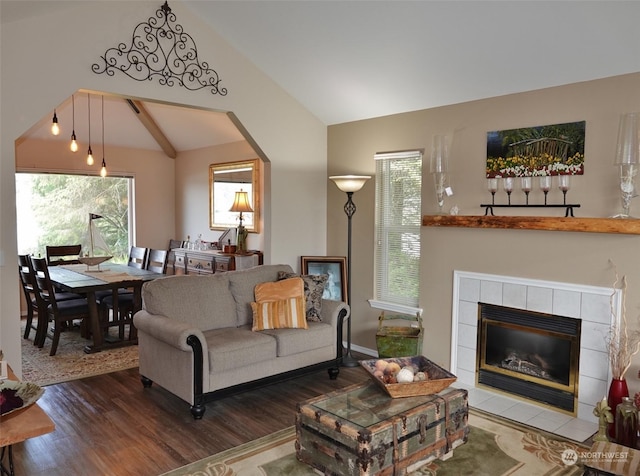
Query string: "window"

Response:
xmin=372 ymin=150 xmax=422 ymax=312
xmin=16 ymin=173 xmax=132 ymax=263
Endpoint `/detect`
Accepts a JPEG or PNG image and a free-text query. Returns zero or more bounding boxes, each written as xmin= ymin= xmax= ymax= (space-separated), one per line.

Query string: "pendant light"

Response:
xmin=70 ymin=95 xmax=78 ymax=152
xmin=100 ymin=95 xmax=107 ymax=177
xmin=51 ymin=109 xmax=60 ymax=136
xmin=86 ymin=93 xmax=94 ymax=165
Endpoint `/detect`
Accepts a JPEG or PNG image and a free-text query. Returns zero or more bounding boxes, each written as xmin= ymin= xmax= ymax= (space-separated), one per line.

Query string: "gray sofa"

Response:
xmin=133 ymin=264 xmax=350 ymax=419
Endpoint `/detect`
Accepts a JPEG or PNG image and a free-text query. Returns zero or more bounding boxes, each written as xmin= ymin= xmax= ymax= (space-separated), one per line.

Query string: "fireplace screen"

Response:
xmin=477 ymin=303 xmax=581 ymax=414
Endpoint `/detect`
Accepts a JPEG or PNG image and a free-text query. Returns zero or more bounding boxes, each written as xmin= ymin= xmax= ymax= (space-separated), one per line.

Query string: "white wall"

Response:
xmin=0 ymin=1 xmax=327 ymax=374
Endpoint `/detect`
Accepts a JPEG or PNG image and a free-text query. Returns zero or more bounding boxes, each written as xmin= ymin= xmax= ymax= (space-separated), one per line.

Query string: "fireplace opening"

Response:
xmin=476 ymin=303 xmax=581 ymax=415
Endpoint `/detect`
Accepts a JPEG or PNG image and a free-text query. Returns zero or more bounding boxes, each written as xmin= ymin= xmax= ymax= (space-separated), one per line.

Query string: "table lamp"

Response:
xmin=229 ymin=190 xmax=253 ymax=253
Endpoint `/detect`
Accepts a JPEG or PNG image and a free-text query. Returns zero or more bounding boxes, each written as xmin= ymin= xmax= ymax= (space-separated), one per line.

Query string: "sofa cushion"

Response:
xmin=142 ymin=274 xmax=236 ymax=330
xmin=204 ymin=326 xmax=277 ymax=373
xmin=227 ymin=264 xmax=295 ymax=326
xmin=251 ymin=277 xmax=307 ymax=331
xmin=278 ymin=271 xmax=327 ymax=322
xmin=261 ymin=322 xmax=333 ymax=357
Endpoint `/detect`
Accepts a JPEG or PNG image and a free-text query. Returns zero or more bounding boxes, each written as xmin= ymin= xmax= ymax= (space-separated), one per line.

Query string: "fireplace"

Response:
xmin=451 ymin=270 xmax=620 ymax=424
xmin=476 ymin=303 xmax=581 ymax=415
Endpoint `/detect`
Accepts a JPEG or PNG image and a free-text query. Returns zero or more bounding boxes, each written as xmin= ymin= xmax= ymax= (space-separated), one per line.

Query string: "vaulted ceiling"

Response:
xmin=9 ymin=1 xmax=640 ymax=155
xmin=20 ymin=93 xmax=245 ymax=155
xmin=184 ymin=0 xmax=640 ymax=125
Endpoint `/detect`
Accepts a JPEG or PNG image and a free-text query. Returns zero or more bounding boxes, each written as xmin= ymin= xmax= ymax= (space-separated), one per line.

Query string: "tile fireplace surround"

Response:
xmin=451 ymin=270 xmax=620 ymax=442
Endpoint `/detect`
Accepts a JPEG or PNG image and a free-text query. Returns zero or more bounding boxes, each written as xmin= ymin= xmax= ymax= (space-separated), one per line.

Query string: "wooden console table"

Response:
xmin=172 ymin=248 xmax=263 ymax=275
xmin=1 ymin=366 xmax=55 ymax=475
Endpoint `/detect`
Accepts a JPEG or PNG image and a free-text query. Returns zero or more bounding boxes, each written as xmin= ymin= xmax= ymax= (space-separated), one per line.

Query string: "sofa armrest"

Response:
xmin=321 ymin=300 xmax=350 ymax=364
xmin=134 ymin=310 xmax=207 ymax=352
xmin=320 ymin=299 xmax=350 ymax=326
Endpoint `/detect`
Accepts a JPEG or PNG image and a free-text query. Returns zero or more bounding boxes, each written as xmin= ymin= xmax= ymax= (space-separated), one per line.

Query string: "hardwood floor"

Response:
xmin=11 ymin=363 xmax=370 ymax=475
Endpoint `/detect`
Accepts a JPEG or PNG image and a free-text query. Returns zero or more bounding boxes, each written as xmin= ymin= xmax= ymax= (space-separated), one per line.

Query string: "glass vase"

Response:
xmin=613 ymin=112 xmax=640 ymax=218
xmin=608 ymin=377 xmax=630 ymax=439
xmin=615 ymin=396 xmax=638 ymax=447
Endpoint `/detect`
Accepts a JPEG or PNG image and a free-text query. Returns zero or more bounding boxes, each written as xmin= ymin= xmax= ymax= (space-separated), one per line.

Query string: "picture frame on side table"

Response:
xmin=301 ymin=256 xmax=347 ymax=302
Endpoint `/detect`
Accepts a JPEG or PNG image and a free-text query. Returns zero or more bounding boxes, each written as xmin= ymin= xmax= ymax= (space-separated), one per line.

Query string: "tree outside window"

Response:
xmin=16 ymin=173 xmax=131 ymax=263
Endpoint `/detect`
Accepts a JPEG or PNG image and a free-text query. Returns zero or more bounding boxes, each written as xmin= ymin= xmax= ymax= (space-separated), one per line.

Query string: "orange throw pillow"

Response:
xmin=251 ymin=277 xmax=307 ymax=331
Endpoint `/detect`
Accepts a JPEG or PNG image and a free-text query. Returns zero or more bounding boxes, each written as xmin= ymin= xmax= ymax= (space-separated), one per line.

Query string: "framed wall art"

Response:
xmin=486 ymin=121 xmax=585 ymax=178
xmin=301 ymin=256 xmax=347 ymax=302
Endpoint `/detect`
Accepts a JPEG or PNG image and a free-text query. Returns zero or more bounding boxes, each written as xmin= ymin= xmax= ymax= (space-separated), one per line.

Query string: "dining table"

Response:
xmin=47 ymin=263 xmax=162 ymax=353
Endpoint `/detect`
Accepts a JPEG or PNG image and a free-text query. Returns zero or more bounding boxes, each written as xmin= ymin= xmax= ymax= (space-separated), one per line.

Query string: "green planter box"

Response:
xmin=376 ymin=312 xmax=423 ymax=358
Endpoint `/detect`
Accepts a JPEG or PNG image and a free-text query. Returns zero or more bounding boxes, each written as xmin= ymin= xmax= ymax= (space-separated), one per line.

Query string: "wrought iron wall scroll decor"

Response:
xmin=92 ymin=2 xmax=227 ymax=96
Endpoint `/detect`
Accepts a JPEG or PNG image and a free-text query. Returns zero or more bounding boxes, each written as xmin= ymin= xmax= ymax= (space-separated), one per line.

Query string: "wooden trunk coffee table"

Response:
xmin=296 ymin=382 xmax=468 ymax=476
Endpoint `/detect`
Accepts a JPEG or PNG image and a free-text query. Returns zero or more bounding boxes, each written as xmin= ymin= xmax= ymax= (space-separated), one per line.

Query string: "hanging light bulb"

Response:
xmin=70 ymin=95 xmax=78 ymax=152
xmin=51 ymin=110 xmax=60 ymax=136
xmin=86 ymin=93 xmax=94 ymax=165
xmin=100 ymin=95 xmax=107 ymax=177
xmin=71 ymin=131 xmax=78 ymax=152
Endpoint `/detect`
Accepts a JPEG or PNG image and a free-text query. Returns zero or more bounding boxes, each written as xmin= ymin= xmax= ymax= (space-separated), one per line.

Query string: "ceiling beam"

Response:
xmin=126 ymin=99 xmax=177 ymax=159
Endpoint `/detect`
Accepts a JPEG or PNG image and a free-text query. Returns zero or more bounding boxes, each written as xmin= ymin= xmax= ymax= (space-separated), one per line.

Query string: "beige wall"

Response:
xmin=16 ymin=139 xmax=175 ymax=251
xmin=1 ymin=1 xmax=327 ymax=373
xmin=328 ymin=72 xmax=640 ymax=396
xmin=175 ymin=140 xmax=265 ymax=252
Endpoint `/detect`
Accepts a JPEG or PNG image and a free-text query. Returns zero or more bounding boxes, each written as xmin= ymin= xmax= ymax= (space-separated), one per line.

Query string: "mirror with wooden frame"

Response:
xmin=209 ymin=159 xmax=260 ymax=233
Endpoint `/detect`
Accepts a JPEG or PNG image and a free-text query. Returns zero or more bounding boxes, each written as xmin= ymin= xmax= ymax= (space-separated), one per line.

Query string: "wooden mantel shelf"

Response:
xmin=422 ymin=215 xmax=640 ymax=235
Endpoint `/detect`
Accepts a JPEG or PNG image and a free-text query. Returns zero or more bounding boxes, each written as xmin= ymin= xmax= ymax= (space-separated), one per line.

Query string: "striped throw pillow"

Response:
xmin=251 ymin=277 xmax=308 ymax=331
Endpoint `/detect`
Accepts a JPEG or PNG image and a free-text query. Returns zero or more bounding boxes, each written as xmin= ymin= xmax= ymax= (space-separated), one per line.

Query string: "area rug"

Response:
xmin=163 ymin=409 xmax=588 ymax=476
xmin=21 ymin=322 xmax=139 ymax=386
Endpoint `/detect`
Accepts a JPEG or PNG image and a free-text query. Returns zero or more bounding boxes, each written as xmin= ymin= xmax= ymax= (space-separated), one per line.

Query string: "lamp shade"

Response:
xmin=229 ymin=190 xmax=254 ymax=213
xmin=615 ymin=112 xmax=640 ymax=165
xmin=329 ymin=175 xmax=371 ymax=193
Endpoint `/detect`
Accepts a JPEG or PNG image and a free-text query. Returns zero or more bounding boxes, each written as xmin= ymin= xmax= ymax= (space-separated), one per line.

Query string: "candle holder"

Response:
xmin=487 ymin=178 xmax=498 ymax=205
xmin=558 ymin=175 xmax=571 ymax=205
xmin=613 ymin=112 xmax=640 ymax=218
xmin=430 ymin=135 xmax=449 ymax=214
xmin=481 ymin=175 xmax=580 ymax=217
xmin=503 ymin=177 xmax=513 ymax=205
xmin=539 ymin=176 xmax=551 ymax=205
xmin=520 ymin=177 xmax=532 ymax=205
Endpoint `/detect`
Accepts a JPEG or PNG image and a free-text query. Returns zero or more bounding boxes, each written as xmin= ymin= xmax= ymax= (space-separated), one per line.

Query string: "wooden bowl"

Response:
xmin=360 ymin=355 xmax=457 ymax=398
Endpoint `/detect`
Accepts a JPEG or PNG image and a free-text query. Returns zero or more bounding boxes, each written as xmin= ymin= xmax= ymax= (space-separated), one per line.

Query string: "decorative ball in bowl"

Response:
xmin=360 ymin=355 xmax=457 ymax=398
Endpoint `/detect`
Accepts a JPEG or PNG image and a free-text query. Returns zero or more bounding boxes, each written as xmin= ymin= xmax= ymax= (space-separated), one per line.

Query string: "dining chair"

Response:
xmin=30 ymin=256 xmax=90 ymax=356
xmin=18 ymin=254 xmax=41 ymax=345
xmin=95 ymin=245 xmax=148 ymax=337
xmin=95 ymin=245 xmax=149 ymax=302
xmin=128 ymin=246 xmax=149 ymax=270
xmin=46 ymin=244 xmax=82 ymax=266
xmin=168 ymin=239 xmax=184 ymax=250
xmin=20 ymin=254 xmax=83 ymax=347
xmin=100 ymin=248 xmax=167 ymax=341
xmin=166 ymin=240 xmax=184 ymax=275
xmin=146 ymin=249 xmax=168 ymax=274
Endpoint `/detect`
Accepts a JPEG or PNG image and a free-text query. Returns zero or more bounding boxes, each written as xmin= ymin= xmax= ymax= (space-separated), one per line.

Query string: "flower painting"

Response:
xmin=486 ymin=121 xmax=585 ymax=178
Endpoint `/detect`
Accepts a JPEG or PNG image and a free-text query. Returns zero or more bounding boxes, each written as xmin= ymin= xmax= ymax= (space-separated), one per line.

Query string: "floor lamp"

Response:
xmin=330 ymin=174 xmax=371 ymax=367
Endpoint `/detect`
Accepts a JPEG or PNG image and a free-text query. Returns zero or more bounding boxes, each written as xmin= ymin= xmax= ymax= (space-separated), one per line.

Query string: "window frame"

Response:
xmin=15 ymin=171 xmax=134 ymax=263
xmin=370 ymin=150 xmax=423 ymax=315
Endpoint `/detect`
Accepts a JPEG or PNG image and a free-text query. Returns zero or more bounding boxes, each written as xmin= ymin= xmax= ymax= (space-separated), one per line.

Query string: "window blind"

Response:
xmin=374 ymin=150 xmax=422 ymax=308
